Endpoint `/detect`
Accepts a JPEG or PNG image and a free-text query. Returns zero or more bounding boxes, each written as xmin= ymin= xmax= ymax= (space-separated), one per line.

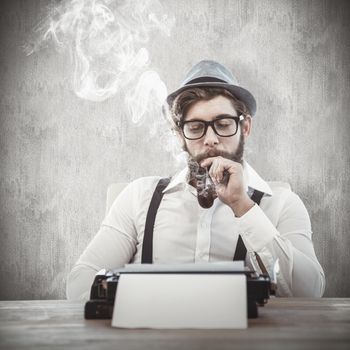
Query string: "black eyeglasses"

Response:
xmin=178 ymin=114 xmax=244 ymax=140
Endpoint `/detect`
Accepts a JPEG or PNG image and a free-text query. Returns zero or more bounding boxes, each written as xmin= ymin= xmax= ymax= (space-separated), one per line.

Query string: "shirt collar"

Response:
xmin=163 ymin=167 xmax=188 ymax=193
xmin=163 ymin=160 xmax=273 ymax=196
xmin=243 ymin=160 xmax=273 ymax=196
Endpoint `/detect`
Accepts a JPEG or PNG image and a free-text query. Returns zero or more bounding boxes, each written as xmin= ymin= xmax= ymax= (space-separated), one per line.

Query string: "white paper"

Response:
xmin=121 ymin=261 xmax=245 ymax=273
xmin=112 ymin=273 xmax=247 ymax=329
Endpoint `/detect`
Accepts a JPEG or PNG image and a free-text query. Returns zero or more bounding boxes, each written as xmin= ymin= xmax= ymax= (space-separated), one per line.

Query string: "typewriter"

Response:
xmin=85 ymin=255 xmax=277 ymax=320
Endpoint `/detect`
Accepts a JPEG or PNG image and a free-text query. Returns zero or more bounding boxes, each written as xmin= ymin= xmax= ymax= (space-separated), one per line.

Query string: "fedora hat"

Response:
xmin=167 ymin=60 xmax=257 ymax=116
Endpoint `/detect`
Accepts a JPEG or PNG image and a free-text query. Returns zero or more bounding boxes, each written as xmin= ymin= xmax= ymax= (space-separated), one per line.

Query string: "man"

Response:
xmin=67 ymin=60 xmax=325 ymax=299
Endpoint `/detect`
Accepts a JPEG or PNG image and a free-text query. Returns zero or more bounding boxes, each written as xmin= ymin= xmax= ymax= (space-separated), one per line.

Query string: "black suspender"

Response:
xmin=141 ymin=178 xmax=264 ymax=263
xmin=233 ymin=189 xmax=264 ymax=261
xmin=250 ymin=189 xmax=264 ymax=207
xmin=141 ymin=178 xmax=171 ymax=263
xmin=232 ymin=235 xmax=248 ymax=261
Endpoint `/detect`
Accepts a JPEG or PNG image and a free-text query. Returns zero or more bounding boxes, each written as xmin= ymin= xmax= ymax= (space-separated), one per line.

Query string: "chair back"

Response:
xmin=106 ymin=183 xmax=128 ymax=214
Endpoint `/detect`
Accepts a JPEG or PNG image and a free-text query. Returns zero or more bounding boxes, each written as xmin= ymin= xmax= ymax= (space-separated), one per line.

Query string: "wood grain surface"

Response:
xmin=0 ymin=298 xmax=349 ymax=350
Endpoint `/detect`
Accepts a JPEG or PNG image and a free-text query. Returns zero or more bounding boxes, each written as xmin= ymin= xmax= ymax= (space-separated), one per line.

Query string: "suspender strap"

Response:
xmin=233 ymin=235 xmax=247 ymax=261
xmin=250 ymin=189 xmax=264 ymax=206
xmin=232 ymin=189 xmax=265 ymax=261
xmin=142 ymin=180 xmax=264 ymax=264
xmin=141 ymin=178 xmax=171 ymax=264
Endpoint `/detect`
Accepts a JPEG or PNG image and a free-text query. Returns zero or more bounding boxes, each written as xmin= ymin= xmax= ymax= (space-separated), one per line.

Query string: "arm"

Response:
xmin=200 ymin=157 xmax=325 ymax=297
xmin=237 ymin=191 xmax=326 ymax=297
xmin=66 ymin=225 xmax=136 ymax=300
xmin=66 ymin=182 xmax=139 ymax=300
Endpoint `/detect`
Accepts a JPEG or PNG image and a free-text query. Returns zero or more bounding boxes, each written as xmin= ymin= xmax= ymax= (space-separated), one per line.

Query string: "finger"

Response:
xmin=215 ymin=182 xmax=225 ymax=195
xmin=200 ymin=157 xmax=215 ymax=168
xmin=213 ymin=157 xmax=229 ymax=182
xmin=218 ymin=165 xmax=231 ymax=184
xmin=209 ymin=160 xmax=219 ymax=183
xmin=216 ymin=162 xmax=228 ymax=183
xmin=226 ymin=162 xmax=243 ymax=177
xmin=211 ymin=158 xmax=231 ymax=183
xmin=208 ymin=158 xmax=221 ymax=183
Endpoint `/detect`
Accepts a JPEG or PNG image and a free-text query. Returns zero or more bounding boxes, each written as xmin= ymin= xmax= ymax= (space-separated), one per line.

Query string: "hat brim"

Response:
xmin=166 ymin=82 xmax=257 ymax=116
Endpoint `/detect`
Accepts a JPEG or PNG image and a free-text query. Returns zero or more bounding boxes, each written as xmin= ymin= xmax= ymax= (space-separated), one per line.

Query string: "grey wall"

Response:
xmin=0 ymin=0 xmax=349 ymax=299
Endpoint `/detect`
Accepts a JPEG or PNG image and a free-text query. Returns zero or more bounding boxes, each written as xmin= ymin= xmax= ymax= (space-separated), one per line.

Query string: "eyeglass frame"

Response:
xmin=177 ymin=114 xmax=245 ymax=140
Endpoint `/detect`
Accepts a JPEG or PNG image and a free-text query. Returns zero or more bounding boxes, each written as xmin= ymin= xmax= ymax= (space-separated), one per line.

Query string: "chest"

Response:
xmin=140 ymin=189 xmax=241 ymax=262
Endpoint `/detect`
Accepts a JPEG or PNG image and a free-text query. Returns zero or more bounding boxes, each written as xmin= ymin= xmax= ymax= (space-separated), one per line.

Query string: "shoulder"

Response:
xmin=113 ymin=176 xmax=164 ymax=201
xmin=106 ymin=176 xmax=164 ymax=218
xmin=127 ymin=176 xmax=164 ymax=193
xmin=129 ymin=176 xmax=162 ymax=186
xmin=267 ymin=181 xmax=291 ymax=195
xmin=265 ymin=181 xmax=310 ymax=219
xmin=266 ymin=181 xmax=305 ymax=203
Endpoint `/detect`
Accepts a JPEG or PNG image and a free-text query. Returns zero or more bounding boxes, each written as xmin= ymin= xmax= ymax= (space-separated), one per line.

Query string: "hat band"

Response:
xmin=185 ymin=76 xmax=227 ymax=85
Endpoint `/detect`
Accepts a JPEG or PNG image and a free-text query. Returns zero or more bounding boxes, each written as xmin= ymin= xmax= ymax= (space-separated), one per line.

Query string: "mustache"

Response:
xmin=190 ymin=149 xmax=242 ymax=165
xmin=186 ymin=131 xmax=245 ymax=166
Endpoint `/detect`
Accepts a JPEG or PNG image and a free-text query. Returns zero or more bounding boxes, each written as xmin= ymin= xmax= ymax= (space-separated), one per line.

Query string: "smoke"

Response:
xmin=25 ymin=0 xmax=179 ymax=151
xmin=125 ymin=70 xmax=167 ymax=126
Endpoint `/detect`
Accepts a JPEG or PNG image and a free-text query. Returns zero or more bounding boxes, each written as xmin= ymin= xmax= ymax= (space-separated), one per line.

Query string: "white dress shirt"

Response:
xmin=66 ymin=161 xmax=325 ymax=300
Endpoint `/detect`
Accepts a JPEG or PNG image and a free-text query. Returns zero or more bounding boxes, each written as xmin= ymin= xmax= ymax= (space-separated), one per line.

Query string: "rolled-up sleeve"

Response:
xmin=237 ymin=191 xmax=325 ymax=297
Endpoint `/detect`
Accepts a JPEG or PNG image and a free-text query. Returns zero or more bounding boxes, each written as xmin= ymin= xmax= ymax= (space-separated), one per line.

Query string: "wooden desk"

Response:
xmin=0 ymin=298 xmax=349 ymax=350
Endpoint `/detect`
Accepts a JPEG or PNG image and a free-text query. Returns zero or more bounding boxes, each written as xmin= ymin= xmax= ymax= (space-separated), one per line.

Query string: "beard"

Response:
xmin=186 ymin=132 xmax=245 ymax=184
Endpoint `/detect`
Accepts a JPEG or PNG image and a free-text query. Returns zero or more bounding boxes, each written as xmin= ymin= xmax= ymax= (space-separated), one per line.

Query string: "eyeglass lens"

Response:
xmin=183 ymin=118 xmax=238 ymax=139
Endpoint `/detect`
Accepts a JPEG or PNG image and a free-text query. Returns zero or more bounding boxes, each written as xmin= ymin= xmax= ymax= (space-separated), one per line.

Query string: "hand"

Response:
xmin=200 ymin=156 xmax=255 ymax=216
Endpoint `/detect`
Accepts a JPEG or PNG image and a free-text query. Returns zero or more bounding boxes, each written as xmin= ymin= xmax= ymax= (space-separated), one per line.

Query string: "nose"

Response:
xmin=203 ymin=125 xmax=219 ymax=146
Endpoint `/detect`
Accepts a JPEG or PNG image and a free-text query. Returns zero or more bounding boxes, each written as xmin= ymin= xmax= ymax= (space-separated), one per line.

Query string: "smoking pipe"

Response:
xmin=195 ymin=165 xmax=230 ymax=208
xmin=195 ymin=166 xmax=216 ymax=208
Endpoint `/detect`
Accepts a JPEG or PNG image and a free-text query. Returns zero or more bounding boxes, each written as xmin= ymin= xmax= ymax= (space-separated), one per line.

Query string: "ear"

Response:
xmin=174 ymin=128 xmax=187 ymax=150
xmin=241 ymin=115 xmax=252 ymax=138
